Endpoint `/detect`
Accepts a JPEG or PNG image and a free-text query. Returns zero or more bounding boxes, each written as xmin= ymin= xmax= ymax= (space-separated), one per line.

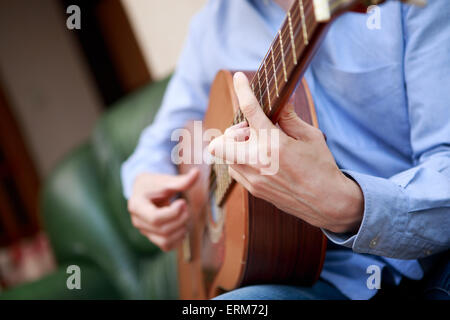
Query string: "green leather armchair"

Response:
xmin=1 ymin=76 xmax=178 ymax=300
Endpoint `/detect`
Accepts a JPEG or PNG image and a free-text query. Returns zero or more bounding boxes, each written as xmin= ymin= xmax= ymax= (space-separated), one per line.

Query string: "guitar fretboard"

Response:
xmin=233 ymin=0 xmax=319 ymax=124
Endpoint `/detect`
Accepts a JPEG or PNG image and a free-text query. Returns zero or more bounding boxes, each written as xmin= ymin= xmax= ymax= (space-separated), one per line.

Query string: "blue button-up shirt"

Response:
xmin=122 ymin=0 xmax=450 ymax=300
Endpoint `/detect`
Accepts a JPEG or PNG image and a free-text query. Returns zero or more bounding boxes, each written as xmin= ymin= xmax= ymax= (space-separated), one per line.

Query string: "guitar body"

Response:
xmin=177 ymin=70 xmax=327 ymax=299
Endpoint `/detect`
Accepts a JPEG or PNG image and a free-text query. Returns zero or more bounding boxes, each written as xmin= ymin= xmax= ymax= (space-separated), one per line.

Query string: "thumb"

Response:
xmin=166 ymin=168 xmax=200 ymax=193
xmin=278 ymin=103 xmax=314 ymax=140
xmin=233 ymin=72 xmax=274 ymax=130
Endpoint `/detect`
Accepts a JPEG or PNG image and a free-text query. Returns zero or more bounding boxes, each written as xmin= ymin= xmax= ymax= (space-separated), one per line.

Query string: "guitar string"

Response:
xmin=235 ymin=1 xmax=315 ymax=123
xmin=252 ymin=4 xmax=316 ymax=117
xmin=253 ymin=2 xmax=315 ymax=114
xmin=246 ymin=1 xmax=308 ymax=108
xmin=247 ymin=0 xmax=313 ymax=95
xmin=256 ymin=0 xmax=313 ymax=82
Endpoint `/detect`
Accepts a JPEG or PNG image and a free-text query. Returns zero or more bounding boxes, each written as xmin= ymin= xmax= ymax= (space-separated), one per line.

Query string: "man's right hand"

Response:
xmin=127 ymin=168 xmax=199 ymax=252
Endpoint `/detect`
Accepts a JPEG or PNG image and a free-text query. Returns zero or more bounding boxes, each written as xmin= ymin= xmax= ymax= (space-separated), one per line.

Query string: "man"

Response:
xmin=122 ymin=0 xmax=450 ymax=300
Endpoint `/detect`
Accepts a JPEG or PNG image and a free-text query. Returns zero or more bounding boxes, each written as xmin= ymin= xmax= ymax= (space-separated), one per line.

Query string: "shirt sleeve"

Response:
xmin=120 ymin=10 xmax=210 ymax=199
xmin=323 ymin=0 xmax=450 ymax=259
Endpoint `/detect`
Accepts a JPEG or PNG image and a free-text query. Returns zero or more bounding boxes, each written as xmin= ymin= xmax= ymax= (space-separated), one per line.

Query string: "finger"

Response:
xmin=225 ymin=126 xmax=251 ymax=142
xmin=208 ymin=134 xmax=233 ymax=160
xmin=149 ymin=168 xmax=200 ymax=200
xmin=224 ymin=121 xmax=248 ymax=135
xmin=147 ymin=227 xmax=188 ymax=252
xmin=228 ymin=165 xmax=254 ymax=193
xmin=233 ymin=72 xmax=274 ymax=130
xmin=138 ymin=198 xmax=186 ymax=227
xmin=278 ymin=103 xmax=318 ymax=140
xmin=229 ymin=165 xmax=270 ymax=201
xmin=166 ymin=168 xmax=200 ymax=192
xmin=128 ymin=194 xmax=157 ymax=219
xmin=208 ymin=134 xmax=249 ymax=164
xmin=133 ymin=204 xmax=189 ymax=237
xmin=278 ymin=103 xmax=313 ymax=140
xmin=154 ymin=205 xmax=190 ymax=236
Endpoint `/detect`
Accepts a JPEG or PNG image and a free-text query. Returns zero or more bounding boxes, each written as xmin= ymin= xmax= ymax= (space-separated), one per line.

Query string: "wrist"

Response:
xmin=325 ymin=171 xmax=364 ymax=234
xmin=341 ymin=172 xmax=364 ymax=233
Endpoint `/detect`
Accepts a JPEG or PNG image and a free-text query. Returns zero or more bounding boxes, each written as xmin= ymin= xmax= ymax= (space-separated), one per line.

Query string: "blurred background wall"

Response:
xmin=0 ymin=0 xmax=205 ymax=290
xmin=0 ymin=0 xmax=102 ymax=179
xmin=122 ymin=0 xmax=206 ymax=80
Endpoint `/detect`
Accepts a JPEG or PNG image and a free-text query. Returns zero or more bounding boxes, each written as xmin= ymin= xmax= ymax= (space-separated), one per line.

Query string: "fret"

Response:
xmin=299 ymin=0 xmax=309 ymax=45
xmin=242 ymin=1 xmax=315 ymax=112
xmin=256 ymin=71 xmax=264 ymax=107
xmin=271 ymin=49 xmax=279 ymax=97
xmin=261 ymin=1 xmax=309 ymax=83
xmin=251 ymin=81 xmax=256 ymax=120
xmin=287 ymin=11 xmax=297 ymax=65
xmin=264 ymin=60 xmax=272 ymax=111
xmin=264 ymin=3 xmax=316 ymax=103
xmin=278 ymin=30 xmax=288 ymax=82
xmin=244 ymin=3 xmax=318 ymax=124
xmin=266 ymin=13 xmax=316 ymax=111
xmin=251 ymin=82 xmax=255 ymax=101
xmin=273 ymin=2 xmax=314 ymax=74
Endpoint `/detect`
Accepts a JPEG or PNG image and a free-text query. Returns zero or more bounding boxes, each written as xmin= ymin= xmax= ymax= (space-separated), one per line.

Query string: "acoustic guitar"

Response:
xmin=177 ymin=0 xmax=423 ymax=299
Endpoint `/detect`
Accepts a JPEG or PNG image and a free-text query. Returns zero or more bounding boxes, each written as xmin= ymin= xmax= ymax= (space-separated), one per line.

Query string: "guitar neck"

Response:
xmin=233 ymin=0 xmax=325 ymax=125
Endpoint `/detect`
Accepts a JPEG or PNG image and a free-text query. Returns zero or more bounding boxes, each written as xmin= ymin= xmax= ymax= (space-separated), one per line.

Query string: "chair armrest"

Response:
xmin=91 ymin=76 xmax=171 ymax=254
xmin=41 ymin=143 xmax=142 ymax=299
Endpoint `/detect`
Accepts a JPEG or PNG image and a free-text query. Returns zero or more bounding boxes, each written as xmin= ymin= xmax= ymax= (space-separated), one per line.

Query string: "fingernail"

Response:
xmin=207 ymin=138 xmax=217 ymax=155
xmin=233 ymin=72 xmax=247 ymax=86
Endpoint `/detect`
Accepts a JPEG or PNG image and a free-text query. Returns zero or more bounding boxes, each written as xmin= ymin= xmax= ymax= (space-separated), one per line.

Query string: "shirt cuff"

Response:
xmin=322 ymin=170 xmax=411 ymax=258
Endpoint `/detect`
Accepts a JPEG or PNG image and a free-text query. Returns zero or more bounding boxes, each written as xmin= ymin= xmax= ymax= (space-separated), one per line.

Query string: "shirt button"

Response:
xmin=369 ymin=238 xmax=378 ymax=248
xmin=425 ymin=250 xmax=432 ymax=256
